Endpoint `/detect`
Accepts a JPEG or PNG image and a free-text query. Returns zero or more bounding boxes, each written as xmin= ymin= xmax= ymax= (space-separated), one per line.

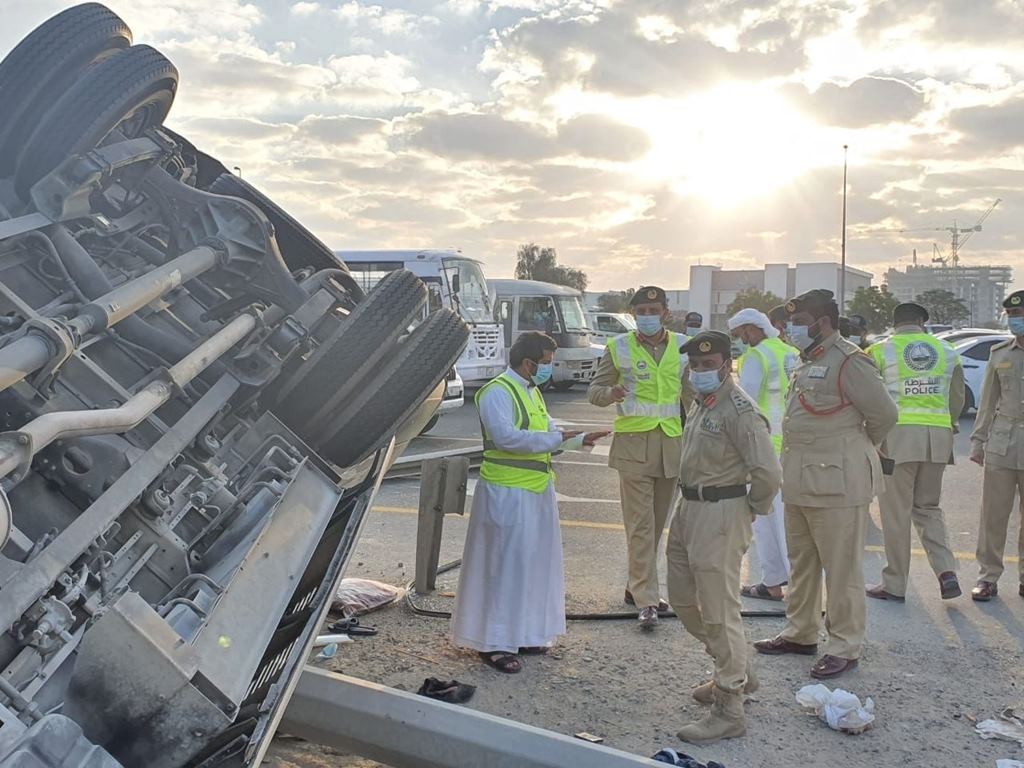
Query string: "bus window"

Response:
xmin=346 ymin=261 xmax=403 ymax=293
xmin=498 ymin=299 xmax=513 ymax=345
xmin=519 ymin=297 xmax=560 ymax=333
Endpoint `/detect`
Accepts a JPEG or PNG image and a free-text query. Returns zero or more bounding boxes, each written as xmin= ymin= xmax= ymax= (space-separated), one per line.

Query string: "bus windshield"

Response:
xmin=443 ymin=258 xmax=492 ymax=324
xmin=557 ymin=296 xmax=588 ymax=331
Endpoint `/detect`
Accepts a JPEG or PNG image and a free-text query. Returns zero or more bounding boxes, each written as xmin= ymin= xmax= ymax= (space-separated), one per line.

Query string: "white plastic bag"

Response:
xmin=977 ymin=705 xmax=1024 ymax=748
xmin=796 ymin=683 xmax=875 ymax=734
xmin=331 ymin=578 xmax=405 ymax=617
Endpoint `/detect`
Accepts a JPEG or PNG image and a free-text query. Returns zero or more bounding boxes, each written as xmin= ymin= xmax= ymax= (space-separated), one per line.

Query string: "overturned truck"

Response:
xmin=0 ymin=4 xmax=468 ymax=766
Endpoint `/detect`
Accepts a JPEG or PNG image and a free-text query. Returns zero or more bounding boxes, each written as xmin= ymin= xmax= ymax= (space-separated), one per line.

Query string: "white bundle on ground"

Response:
xmin=796 ymin=684 xmax=875 ymax=734
xmin=976 ymin=704 xmax=1024 ymax=748
xmin=331 ymin=578 xmax=405 ymax=617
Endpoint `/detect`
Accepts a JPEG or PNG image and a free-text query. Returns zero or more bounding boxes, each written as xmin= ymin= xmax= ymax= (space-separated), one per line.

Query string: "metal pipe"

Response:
xmin=0 ymin=243 xmax=221 ymax=395
xmin=0 ymin=312 xmax=257 ymax=481
xmin=68 ymin=244 xmax=220 ymax=335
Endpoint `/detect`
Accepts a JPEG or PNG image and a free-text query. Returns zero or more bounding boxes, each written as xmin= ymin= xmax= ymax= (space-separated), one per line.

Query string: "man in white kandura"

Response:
xmin=728 ymin=308 xmax=800 ymax=602
xmin=451 ymin=331 xmax=608 ymax=673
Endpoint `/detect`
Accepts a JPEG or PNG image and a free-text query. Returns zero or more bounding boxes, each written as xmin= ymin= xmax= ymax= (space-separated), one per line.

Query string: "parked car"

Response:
xmin=936 ymin=328 xmax=1004 ymax=344
xmin=957 ymin=334 xmax=1013 ymax=415
xmin=586 ymin=311 xmax=636 ymax=343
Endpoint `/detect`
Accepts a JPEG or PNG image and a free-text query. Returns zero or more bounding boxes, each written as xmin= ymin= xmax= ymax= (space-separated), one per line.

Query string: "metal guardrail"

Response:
xmin=385 ymin=445 xmax=483 ymax=480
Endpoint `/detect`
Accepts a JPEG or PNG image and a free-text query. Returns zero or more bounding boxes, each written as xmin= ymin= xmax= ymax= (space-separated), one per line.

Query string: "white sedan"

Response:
xmin=956 ymin=334 xmax=1013 ymax=414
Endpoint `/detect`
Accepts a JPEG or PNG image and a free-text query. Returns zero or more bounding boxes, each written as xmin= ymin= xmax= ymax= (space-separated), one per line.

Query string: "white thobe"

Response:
xmin=737 ymin=350 xmax=790 ymax=587
xmin=451 ymin=369 xmax=568 ymax=653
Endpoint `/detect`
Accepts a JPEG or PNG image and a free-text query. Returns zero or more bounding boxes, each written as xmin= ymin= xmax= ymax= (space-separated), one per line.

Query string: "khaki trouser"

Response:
xmin=977 ymin=465 xmax=1024 ymax=584
xmin=879 ymin=461 xmax=958 ymax=596
xmin=619 ymin=471 xmax=675 ymax=607
xmin=781 ymin=504 xmax=868 ymax=660
xmin=666 ymin=495 xmax=753 ymax=694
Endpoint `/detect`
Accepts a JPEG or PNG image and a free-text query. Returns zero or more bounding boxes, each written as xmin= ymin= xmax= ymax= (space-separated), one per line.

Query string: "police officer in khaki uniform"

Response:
xmin=667 ymin=331 xmax=781 ymax=745
xmin=866 ymin=302 xmax=964 ymax=603
xmin=589 ymin=286 xmax=687 ymax=629
xmin=754 ymin=289 xmax=898 ymax=679
xmin=969 ymin=289 xmax=1024 ymax=601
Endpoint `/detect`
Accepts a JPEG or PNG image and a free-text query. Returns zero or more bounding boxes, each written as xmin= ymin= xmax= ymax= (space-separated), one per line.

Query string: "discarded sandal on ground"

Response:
xmin=741 ymin=583 xmax=784 ymax=601
xmin=417 ymin=677 xmax=476 ymax=703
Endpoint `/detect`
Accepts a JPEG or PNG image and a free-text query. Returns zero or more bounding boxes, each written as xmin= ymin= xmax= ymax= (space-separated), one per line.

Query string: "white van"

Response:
xmin=488 ymin=279 xmax=598 ymax=390
xmin=586 ymin=311 xmax=636 ymax=343
xmin=338 ymin=250 xmax=505 ymax=387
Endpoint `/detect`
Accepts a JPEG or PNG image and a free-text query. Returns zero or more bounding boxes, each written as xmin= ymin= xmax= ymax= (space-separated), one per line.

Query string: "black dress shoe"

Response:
xmin=753 ymin=635 xmax=818 ymax=655
xmin=866 ymin=584 xmax=905 ymax=602
xmin=810 ymin=655 xmax=859 ymax=679
xmin=971 ymin=581 xmax=998 ymax=601
xmin=939 ymin=571 xmax=962 ymax=600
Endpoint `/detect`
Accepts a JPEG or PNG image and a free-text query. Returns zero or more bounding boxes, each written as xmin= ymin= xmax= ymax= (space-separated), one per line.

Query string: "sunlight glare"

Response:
xmin=640 ymin=83 xmax=833 ymax=207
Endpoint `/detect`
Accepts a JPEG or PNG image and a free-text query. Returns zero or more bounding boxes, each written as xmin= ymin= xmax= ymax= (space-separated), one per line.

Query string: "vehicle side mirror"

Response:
xmin=451 ymin=273 xmax=460 ymax=294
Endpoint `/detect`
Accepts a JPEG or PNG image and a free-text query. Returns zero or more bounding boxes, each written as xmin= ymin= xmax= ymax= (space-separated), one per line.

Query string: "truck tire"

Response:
xmin=316 ymin=308 xmax=470 ymax=467
xmin=207 ymin=172 xmax=362 ymax=296
xmin=271 ymin=268 xmax=427 ymax=433
xmin=15 ymin=44 xmax=178 ymax=199
xmin=0 ymin=3 xmax=132 ymax=175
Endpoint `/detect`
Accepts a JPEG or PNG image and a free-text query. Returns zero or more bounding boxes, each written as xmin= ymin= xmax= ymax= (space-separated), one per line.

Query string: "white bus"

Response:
xmin=488 ymin=279 xmax=599 ymax=390
xmin=337 ymin=250 xmax=505 ymax=387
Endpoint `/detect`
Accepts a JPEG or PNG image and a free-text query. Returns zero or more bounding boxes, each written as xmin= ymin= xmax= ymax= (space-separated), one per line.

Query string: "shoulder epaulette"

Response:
xmin=835 ymin=337 xmax=864 ymax=358
xmin=730 ymin=388 xmax=755 ymax=413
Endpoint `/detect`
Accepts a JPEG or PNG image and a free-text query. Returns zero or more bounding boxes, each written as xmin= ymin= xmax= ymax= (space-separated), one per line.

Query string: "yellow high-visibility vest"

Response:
xmin=606 ymin=332 xmax=683 ymax=437
xmin=476 ymin=372 xmax=554 ymax=493
xmin=869 ymin=333 xmax=958 ymax=428
xmin=738 ymin=336 xmax=799 ymax=453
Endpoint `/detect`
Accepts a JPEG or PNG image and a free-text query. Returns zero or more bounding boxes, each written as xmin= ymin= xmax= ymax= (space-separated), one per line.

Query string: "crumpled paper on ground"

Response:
xmin=976 ymin=704 xmax=1024 ymax=748
xmin=796 ymin=684 xmax=875 ymax=734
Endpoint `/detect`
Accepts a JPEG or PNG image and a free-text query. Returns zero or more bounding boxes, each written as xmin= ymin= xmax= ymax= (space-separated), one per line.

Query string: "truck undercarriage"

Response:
xmin=0 ymin=4 xmax=468 ymax=765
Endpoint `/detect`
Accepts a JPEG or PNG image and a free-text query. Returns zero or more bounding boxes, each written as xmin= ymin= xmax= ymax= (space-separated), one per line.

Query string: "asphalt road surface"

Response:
xmin=269 ymin=385 xmax=1024 ymax=768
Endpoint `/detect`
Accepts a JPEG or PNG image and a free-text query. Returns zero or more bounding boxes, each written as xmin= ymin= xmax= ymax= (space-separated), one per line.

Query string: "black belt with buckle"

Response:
xmin=679 ymin=484 xmax=748 ymax=502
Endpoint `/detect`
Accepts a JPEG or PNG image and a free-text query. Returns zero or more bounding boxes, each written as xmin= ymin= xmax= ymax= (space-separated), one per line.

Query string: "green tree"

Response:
xmin=915 ymin=289 xmax=970 ymax=325
xmin=597 ymin=289 xmax=634 ymax=312
xmin=515 ymin=243 xmax=588 ymax=292
xmin=724 ymin=288 xmax=784 ymax=318
xmin=846 ymin=285 xmax=900 ymax=333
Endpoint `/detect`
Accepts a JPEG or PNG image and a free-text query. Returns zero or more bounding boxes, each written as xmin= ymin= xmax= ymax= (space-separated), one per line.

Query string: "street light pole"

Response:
xmin=233 ymin=166 xmax=242 ymax=178
xmin=840 ymin=144 xmax=848 ymax=310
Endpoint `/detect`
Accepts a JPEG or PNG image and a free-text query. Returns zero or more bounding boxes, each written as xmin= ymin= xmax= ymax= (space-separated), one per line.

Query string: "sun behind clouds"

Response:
xmin=638 ymin=82 xmax=837 ymax=208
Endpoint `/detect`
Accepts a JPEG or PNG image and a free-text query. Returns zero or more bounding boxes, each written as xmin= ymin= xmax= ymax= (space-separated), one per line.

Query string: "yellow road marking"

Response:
xmin=371 ymin=506 xmax=1019 ymax=563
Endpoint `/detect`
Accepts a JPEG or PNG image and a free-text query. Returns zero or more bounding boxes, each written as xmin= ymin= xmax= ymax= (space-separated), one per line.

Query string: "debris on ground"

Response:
xmin=977 ymin=705 xmax=1024 ymax=748
xmin=332 ymin=578 xmax=406 ymax=617
xmin=315 ymin=643 xmax=340 ymax=661
xmin=796 ymin=683 xmax=875 ymax=734
xmin=416 ymin=678 xmax=476 ymax=704
xmin=996 ymin=759 xmax=1024 ymax=768
xmin=651 ymin=748 xmax=725 ymax=767
xmin=313 ymin=634 xmax=355 ymax=647
xmin=329 ymin=617 xmax=379 ymax=636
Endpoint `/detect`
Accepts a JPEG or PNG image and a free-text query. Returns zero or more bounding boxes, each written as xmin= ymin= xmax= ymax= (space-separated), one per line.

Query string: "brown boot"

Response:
xmin=692 ymin=661 xmax=759 ymax=705
xmin=678 ymin=686 xmax=746 ymax=744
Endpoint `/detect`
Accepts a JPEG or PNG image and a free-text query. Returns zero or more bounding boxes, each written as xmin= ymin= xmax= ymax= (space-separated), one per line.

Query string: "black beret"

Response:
xmin=838 ymin=316 xmax=851 ymax=336
xmin=848 ymin=314 xmax=868 ymax=329
xmin=681 ymin=330 xmax=731 ymax=357
xmin=631 ymin=286 xmax=667 ymax=306
xmin=684 ymin=312 xmax=703 ymax=323
xmin=1004 ymin=290 xmax=1024 ymax=309
xmin=768 ymin=304 xmax=789 ymax=323
xmin=786 ymin=289 xmax=836 ymax=315
xmin=893 ymin=302 xmax=929 ymax=323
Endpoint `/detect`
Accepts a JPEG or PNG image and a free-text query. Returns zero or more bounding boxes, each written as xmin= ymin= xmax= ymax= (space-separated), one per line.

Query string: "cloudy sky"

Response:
xmin=3 ymin=0 xmax=1022 ymax=291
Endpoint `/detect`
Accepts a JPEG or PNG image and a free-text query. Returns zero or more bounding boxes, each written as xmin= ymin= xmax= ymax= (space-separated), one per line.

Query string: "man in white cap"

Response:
xmin=728 ymin=308 xmax=800 ymax=601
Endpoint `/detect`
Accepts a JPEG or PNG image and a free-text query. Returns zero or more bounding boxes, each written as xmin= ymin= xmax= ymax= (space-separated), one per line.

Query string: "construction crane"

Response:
xmin=897 ymin=198 xmax=1001 ymax=267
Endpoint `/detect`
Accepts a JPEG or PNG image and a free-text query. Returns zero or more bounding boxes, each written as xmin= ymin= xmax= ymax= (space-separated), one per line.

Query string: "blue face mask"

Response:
xmin=849 ymin=335 xmax=862 ymax=347
xmin=689 ymin=367 xmax=724 ymax=394
xmin=531 ymin=361 xmax=553 ymax=386
xmin=787 ymin=322 xmax=814 ymax=350
xmin=635 ymin=314 xmax=663 ymax=336
xmin=1010 ymin=317 xmax=1024 ymax=336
